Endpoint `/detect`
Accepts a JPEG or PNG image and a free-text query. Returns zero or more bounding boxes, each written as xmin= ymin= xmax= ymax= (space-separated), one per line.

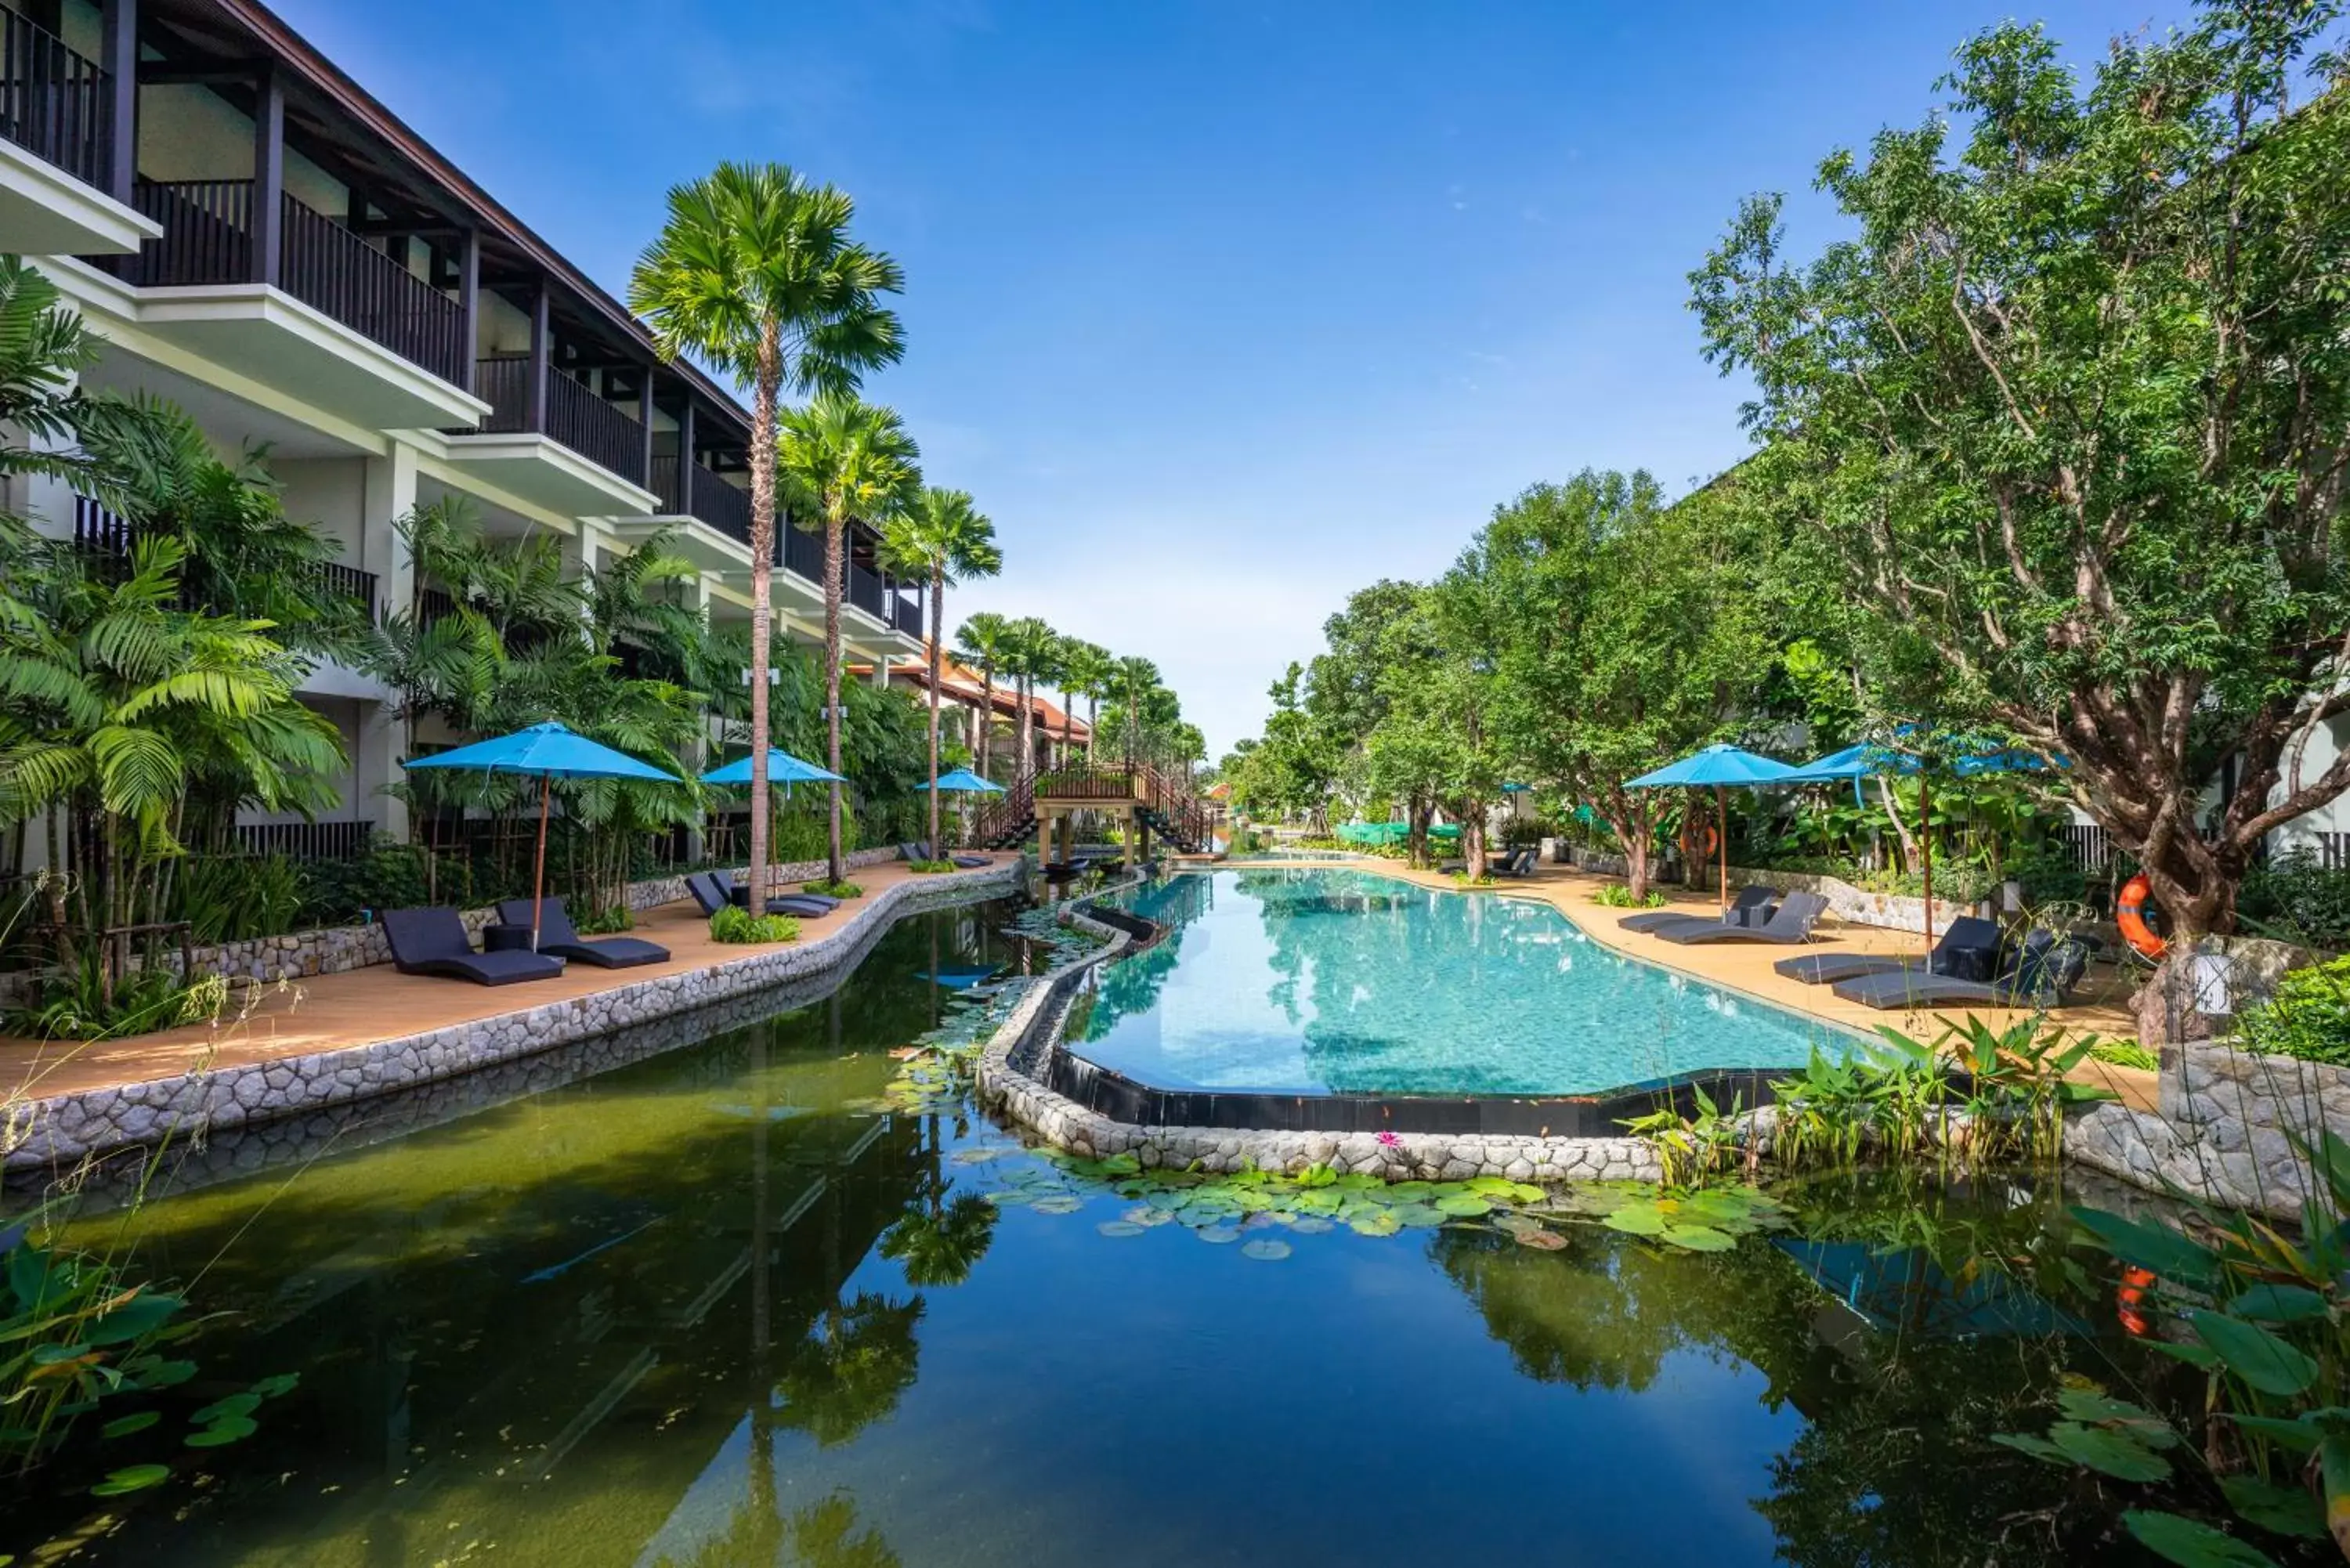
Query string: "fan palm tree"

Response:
xmin=1000 ymin=616 xmax=1058 ymax=779
xmin=778 ymin=394 xmax=921 ymax=880
xmin=1060 ymin=638 xmax=1113 ymax=764
xmin=629 ymin=161 xmax=904 ymax=913
xmin=879 ymin=489 xmax=1000 ymax=853
xmin=1111 ymin=655 xmax=1163 ymax=763
xmin=953 ymin=611 xmax=1010 ymax=783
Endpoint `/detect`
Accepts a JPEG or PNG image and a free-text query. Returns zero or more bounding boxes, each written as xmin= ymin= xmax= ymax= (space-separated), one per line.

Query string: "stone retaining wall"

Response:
xmin=975 ymin=905 xmax=1660 ymax=1183
xmin=2066 ymin=1039 xmax=2350 ymax=1219
xmin=2 ymin=859 xmax=1022 ymax=1176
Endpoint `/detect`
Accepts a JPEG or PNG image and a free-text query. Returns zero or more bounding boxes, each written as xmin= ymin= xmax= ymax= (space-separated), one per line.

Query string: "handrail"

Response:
xmin=0 ymin=9 xmax=108 ymax=187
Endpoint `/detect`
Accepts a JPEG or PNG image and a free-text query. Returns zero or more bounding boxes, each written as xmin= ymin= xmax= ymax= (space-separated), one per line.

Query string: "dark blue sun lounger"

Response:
xmin=1653 ymin=890 xmax=1831 ymax=946
xmin=697 ymin=871 xmax=837 ymax=920
xmin=383 ymin=906 xmax=562 ymax=986
xmin=1829 ymin=932 xmax=2101 ymax=1010
xmin=497 ymin=898 xmax=668 ymax=968
xmin=1620 ymin=884 xmax=1776 ymax=935
xmin=1774 ymin=915 xmax=2003 ymax=987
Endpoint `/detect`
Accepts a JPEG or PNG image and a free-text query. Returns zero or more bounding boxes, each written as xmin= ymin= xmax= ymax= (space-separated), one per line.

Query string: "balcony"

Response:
xmin=101 ymin=178 xmax=482 ymax=430
xmin=0 ymin=12 xmax=154 ymax=254
xmin=71 ymin=494 xmax=378 ymax=620
xmin=847 ymin=560 xmax=885 ymax=623
xmin=891 ymin=590 xmax=924 ymax=639
xmin=441 ymin=354 xmax=657 ymax=517
xmin=651 ymin=453 xmax=751 ymax=546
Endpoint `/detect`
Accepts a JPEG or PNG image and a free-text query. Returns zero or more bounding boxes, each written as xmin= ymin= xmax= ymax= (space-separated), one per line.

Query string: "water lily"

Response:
xmin=1377 ymin=1130 xmax=1401 ymax=1147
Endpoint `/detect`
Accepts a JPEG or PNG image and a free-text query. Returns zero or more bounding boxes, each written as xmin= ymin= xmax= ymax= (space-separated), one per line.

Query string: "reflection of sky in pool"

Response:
xmin=1079 ymin=869 xmax=1852 ymax=1097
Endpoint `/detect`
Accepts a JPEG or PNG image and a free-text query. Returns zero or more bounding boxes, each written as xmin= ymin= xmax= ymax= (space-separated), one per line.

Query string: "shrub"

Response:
xmin=2088 ymin=1039 xmax=2160 ymax=1072
xmin=2240 ymin=848 xmax=2350 ymax=948
xmin=803 ymin=878 xmax=864 ymax=899
xmin=170 ymin=853 xmax=304 ymax=943
xmin=2235 ymin=953 xmax=2350 ymax=1067
xmin=1451 ymin=871 xmax=1496 ymax=887
xmin=573 ymin=904 xmax=634 ymax=934
xmin=5 ymin=952 xmax=228 ymax=1041
xmin=906 ymin=859 xmax=956 ymax=874
xmin=709 ymin=905 xmax=800 ymax=945
xmin=1593 ymin=883 xmax=1668 ymax=909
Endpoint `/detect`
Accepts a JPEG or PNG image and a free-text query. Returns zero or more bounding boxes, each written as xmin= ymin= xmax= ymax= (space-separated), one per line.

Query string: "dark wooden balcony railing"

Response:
xmin=74 ymin=495 xmax=376 ymax=617
xmin=0 ymin=11 xmax=108 ymax=188
xmin=122 ymin=180 xmax=467 ymax=386
xmin=846 ymin=561 xmax=885 ymax=622
xmin=233 ymin=818 xmax=375 ymax=862
xmin=891 ymin=591 xmax=924 ymax=638
xmin=782 ymin=522 xmax=825 ymax=584
xmin=473 ymin=356 xmax=646 ymax=486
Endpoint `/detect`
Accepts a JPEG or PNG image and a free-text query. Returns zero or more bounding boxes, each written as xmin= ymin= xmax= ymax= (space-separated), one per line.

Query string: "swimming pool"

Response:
xmin=1076 ymin=867 xmax=1852 ymax=1097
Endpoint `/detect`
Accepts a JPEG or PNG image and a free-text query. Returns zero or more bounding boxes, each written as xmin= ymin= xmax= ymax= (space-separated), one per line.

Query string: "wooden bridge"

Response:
xmin=969 ymin=756 xmax=1213 ymax=862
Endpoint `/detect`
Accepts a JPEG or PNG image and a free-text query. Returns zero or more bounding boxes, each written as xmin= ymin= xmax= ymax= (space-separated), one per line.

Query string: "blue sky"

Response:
xmin=279 ymin=0 xmax=2193 ymax=755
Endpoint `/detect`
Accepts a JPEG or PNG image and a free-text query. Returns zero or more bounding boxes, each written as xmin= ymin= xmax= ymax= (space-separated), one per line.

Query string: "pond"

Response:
xmin=1076 ymin=867 xmax=1850 ymax=1096
xmin=0 ymin=890 xmax=2245 ymax=1566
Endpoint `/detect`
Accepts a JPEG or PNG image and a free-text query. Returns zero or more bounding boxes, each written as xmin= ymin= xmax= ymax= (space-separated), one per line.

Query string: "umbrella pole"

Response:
xmin=1716 ymin=785 xmax=1728 ymax=913
xmin=532 ymin=775 xmax=551 ymax=952
xmin=1920 ymin=776 xmax=1934 ymax=953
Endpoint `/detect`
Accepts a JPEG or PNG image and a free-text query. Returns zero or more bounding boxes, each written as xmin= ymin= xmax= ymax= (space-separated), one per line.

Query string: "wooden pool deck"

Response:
xmin=0 ymin=857 xmax=1014 ymax=1106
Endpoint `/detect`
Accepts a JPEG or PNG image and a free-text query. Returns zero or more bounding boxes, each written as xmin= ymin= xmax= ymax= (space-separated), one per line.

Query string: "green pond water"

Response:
xmin=0 ymin=892 xmax=2262 ymax=1566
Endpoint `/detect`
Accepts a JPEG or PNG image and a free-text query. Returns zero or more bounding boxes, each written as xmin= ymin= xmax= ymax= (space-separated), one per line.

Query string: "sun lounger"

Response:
xmin=1491 ymin=847 xmax=1537 ymax=878
xmin=382 ymin=906 xmax=562 ymax=986
xmin=915 ymin=839 xmax=990 ymax=869
xmin=693 ymin=871 xmax=837 ymax=921
xmin=1619 ymin=883 xmax=1777 ymax=934
xmin=1653 ymin=891 xmax=1831 ymax=946
xmin=496 ymin=898 xmax=668 ymax=968
xmin=1829 ymin=932 xmax=2101 ymax=1010
xmin=1773 ymin=915 xmax=2003 ymax=986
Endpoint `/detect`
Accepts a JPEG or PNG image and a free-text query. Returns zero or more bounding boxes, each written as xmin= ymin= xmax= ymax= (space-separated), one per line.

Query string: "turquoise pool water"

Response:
xmin=1079 ymin=868 xmax=1850 ymax=1097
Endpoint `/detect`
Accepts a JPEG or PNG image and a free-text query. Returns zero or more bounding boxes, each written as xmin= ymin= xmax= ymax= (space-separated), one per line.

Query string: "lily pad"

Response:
xmin=1390 ymin=1205 xmax=1448 ymax=1228
xmin=1347 ymin=1211 xmax=1403 ymax=1237
xmin=1289 ymin=1217 xmax=1335 ymax=1235
xmin=2121 ymin=1510 xmax=2281 ymax=1568
xmin=1513 ymin=1227 xmax=1569 ymax=1252
xmin=986 ymin=1190 xmax=1037 ymax=1207
xmin=1434 ymin=1195 xmax=1493 ymax=1218
xmin=1095 ymin=1221 xmax=1146 ymax=1237
xmin=99 ymin=1411 xmax=161 ymax=1440
xmin=1660 ymin=1223 xmax=1736 ymax=1253
xmin=2218 ymin=1476 xmax=2325 ymax=1539
xmin=1603 ymin=1205 xmax=1668 ymax=1237
xmin=1196 ymin=1224 xmax=1242 ymax=1245
xmin=1122 ymin=1205 xmax=1175 ymax=1228
xmin=89 ymin=1465 xmax=170 ymax=1498
xmin=1240 ymin=1238 xmax=1292 ymax=1261
xmin=184 ymin=1416 xmax=258 ymax=1448
xmin=1031 ymin=1196 xmax=1083 ymax=1216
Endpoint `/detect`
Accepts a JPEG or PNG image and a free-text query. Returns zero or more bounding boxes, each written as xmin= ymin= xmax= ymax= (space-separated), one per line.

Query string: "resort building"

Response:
xmin=859 ymin=646 xmax=1094 ymax=775
xmin=0 ymin=0 xmax=927 ymax=849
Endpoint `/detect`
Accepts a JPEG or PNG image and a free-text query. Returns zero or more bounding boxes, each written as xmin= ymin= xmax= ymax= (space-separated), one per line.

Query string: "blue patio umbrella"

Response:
xmin=917 ymin=767 xmax=1006 ymax=794
xmin=1783 ymin=732 xmax=2066 ymax=948
xmin=699 ymin=748 xmax=844 ymax=791
xmin=1627 ymin=744 xmax=1802 ymax=913
xmin=406 ymin=721 xmax=682 ymax=950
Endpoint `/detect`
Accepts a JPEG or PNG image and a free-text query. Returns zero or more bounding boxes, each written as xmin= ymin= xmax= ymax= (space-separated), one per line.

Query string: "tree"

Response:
xmin=1479 ymin=471 xmax=1770 ymax=898
xmin=778 ymin=393 xmax=921 ymax=882
xmin=1061 ymin=639 xmax=1114 ymax=764
xmin=880 ymin=487 xmax=1000 ymax=852
xmin=630 ymin=161 xmax=905 ymax=915
xmin=999 ymin=616 xmax=1060 ymax=777
xmin=953 ymin=611 xmax=1010 ymax=783
xmin=1690 ymin=6 xmax=2350 ymax=934
xmin=1109 ymin=654 xmax=1162 ymax=764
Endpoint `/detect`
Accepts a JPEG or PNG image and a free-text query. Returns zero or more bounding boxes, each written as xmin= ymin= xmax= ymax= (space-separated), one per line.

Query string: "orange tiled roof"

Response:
xmin=858 ymin=648 xmax=1092 ymax=739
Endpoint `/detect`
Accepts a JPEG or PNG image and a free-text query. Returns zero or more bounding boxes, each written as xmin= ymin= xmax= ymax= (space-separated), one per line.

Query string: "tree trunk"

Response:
xmin=1408 ymin=796 xmax=1431 ymax=869
xmin=822 ymin=510 xmax=846 ymax=884
xmin=975 ymin=667 xmax=993 ymax=782
xmin=1086 ymin=697 xmax=1098 ymax=764
xmin=1463 ymin=810 xmax=1488 ymax=880
xmin=927 ymin=563 xmax=945 ymax=852
xmin=744 ymin=320 xmax=781 ymax=914
xmin=1014 ymin=675 xmax=1032 ymax=781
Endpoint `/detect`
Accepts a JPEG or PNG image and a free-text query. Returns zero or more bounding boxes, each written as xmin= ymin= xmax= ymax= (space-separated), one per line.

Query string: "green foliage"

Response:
xmin=5 ymin=948 xmax=225 ymax=1042
xmin=1 ymin=1230 xmax=191 ymax=1473
xmin=2235 ymin=954 xmax=2350 ymax=1068
xmin=803 ymin=879 xmax=864 ymax=900
xmin=166 ymin=853 xmax=302 ymax=944
xmin=1690 ymin=5 xmax=2350 ymax=935
xmin=905 ymin=860 xmax=956 ymax=874
xmin=2090 ymin=1039 xmax=2160 ymax=1073
xmin=709 ymin=905 xmax=799 ymax=945
xmin=1617 ymin=1085 xmax=1745 ymax=1187
xmin=2240 ymin=850 xmax=2350 ymax=949
xmin=1592 ymin=883 xmax=1668 ymax=909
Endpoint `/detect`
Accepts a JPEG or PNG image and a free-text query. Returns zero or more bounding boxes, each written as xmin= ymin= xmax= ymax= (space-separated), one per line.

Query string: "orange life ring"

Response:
xmin=1680 ymin=819 xmax=1719 ymax=861
xmin=2117 ymin=1265 xmax=2156 ymax=1336
xmin=2116 ymin=873 xmax=2167 ymax=961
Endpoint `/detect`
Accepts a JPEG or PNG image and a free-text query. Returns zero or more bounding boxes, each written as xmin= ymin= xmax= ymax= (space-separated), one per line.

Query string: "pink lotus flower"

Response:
xmin=1377 ymin=1130 xmax=1401 ymax=1147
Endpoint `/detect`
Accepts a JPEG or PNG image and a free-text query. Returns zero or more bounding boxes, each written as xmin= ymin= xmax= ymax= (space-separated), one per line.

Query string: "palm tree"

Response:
xmin=1000 ymin=616 xmax=1058 ymax=778
xmin=880 ymin=489 xmax=1000 ymax=854
xmin=1111 ymin=655 xmax=1162 ymax=763
xmin=629 ymin=161 xmax=904 ymax=914
xmin=953 ymin=611 xmax=1010 ymax=783
xmin=1061 ymin=639 xmax=1113 ymax=764
xmin=778 ymin=394 xmax=921 ymax=881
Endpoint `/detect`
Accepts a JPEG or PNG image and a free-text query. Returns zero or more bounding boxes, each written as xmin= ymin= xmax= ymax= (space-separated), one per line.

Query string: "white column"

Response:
xmin=870 ymin=650 xmax=893 ymax=689
xmin=356 ymin=443 xmax=420 ymax=842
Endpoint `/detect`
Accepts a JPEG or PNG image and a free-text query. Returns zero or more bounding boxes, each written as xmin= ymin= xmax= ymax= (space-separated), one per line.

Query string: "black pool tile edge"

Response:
xmin=1040 ymin=1049 xmax=1788 ymax=1137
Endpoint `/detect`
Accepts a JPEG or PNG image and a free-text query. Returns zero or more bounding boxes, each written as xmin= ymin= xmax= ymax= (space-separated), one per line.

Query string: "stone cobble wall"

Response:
xmin=2064 ymin=1039 xmax=2350 ymax=1219
xmin=975 ymin=907 xmax=1660 ymax=1184
xmin=2 ymin=860 xmax=1021 ymax=1175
